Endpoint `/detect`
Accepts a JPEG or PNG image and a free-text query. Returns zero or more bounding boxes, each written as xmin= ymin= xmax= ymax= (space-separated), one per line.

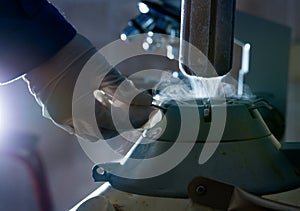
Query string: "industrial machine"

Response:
xmin=73 ymin=0 xmax=300 ymax=210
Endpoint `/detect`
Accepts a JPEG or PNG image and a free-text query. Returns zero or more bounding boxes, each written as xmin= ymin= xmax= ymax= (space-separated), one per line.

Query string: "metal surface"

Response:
xmin=179 ymin=0 xmax=236 ymax=77
xmin=188 ymin=176 xmax=300 ymax=210
xmin=73 ymin=182 xmax=300 ymax=211
xmin=72 ymin=182 xmax=214 ymax=211
xmin=281 ymin=142 xmax=300 ymax=171
xmin=93 ymin=100 xmax=300 ymax=197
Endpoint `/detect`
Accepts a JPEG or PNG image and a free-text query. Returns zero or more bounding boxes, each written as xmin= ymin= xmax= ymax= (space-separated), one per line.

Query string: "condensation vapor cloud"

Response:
xmin=153 ymin=72 xmax=254 ymax=105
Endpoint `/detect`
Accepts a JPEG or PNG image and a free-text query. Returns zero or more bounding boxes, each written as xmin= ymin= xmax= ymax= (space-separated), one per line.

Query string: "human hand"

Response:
xmin=24 ymin=34 xmax=162 ymax=141
xmin=93 ymin=68 xmax=161 ymax=137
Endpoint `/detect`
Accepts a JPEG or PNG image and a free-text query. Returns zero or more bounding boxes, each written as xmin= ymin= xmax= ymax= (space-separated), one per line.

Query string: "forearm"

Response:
xmin=2 ymin=0 xmax=157 ymax=140
xmin=23 ymin=33 xmax=154 ymax=140
xmin=24 ymin=34 xmax=96 ymax=127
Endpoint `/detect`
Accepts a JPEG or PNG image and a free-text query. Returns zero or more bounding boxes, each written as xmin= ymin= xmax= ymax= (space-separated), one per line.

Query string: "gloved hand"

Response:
xmin=23 ymin=34 xmax=159 ymax=141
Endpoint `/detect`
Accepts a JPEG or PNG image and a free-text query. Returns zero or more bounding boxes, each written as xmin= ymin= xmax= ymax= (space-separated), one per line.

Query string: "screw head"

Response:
xmin=196 ymin=185 xmax=207 ymax=195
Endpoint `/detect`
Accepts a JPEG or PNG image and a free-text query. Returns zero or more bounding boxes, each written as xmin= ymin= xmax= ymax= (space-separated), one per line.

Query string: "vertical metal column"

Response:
xmin=179 ymin=0 xmax=236 ymax=77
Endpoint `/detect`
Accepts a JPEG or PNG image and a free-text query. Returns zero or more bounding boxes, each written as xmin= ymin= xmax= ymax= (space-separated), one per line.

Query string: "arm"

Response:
xmin=1 ymin=0 xmax=157 ymax=140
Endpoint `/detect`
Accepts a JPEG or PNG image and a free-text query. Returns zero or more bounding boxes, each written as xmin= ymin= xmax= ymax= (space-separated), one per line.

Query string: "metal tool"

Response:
xmin=179 ymin=0 xmax=236 ymax=77
xmin=87 ymin=1 xmax=300 ymax=210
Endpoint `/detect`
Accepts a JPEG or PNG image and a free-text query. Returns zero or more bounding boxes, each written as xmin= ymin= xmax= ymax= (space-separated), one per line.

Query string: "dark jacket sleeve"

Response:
xmin=0 ymin=0 xmax=76 ymax=83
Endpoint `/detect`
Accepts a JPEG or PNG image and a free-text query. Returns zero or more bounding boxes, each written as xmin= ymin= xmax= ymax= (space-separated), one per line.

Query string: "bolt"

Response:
xmin=196 ymin=185 xmax=207 ymax=195
xmin=97 ymin=167 xmax=106 ymax=176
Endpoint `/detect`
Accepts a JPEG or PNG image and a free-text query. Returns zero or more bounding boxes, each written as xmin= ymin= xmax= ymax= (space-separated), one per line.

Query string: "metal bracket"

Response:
xmin=188 ymin=176 xmax=300 ymax=210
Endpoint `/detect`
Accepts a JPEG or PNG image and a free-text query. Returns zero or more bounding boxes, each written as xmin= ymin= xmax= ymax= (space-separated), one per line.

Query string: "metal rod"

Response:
xmin=179 ymin=0 xmax=236 ymax=77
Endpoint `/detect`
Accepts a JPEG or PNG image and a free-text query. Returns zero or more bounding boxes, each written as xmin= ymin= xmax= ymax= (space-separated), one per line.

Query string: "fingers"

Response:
xmin=94 ymin=67 xmax=162 ymax=134
xmin=130 ymin=90 xmax=153 ymax=107
xmin=129 ymin=104 xmax=157 ymax=128
xmin=94 ymin=88 xmax=161 ymax=132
